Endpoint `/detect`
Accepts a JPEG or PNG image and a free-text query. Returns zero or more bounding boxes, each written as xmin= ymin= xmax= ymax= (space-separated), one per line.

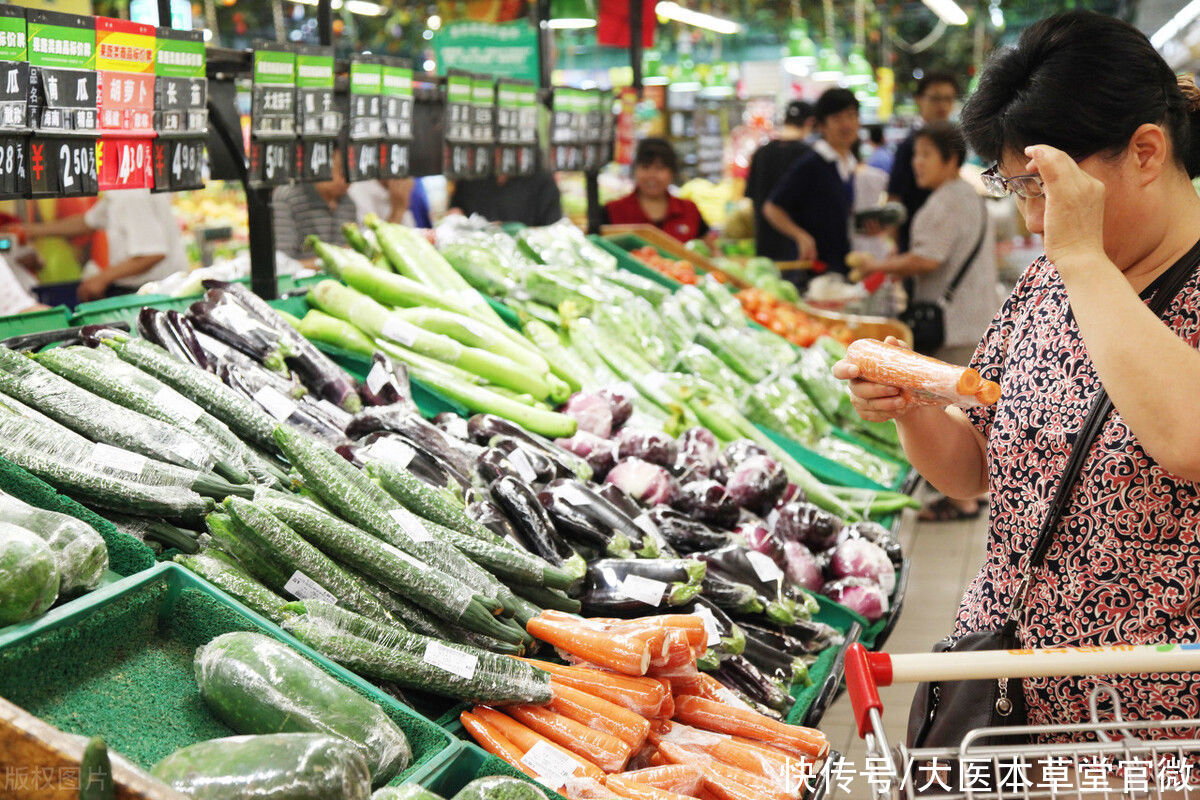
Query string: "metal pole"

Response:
xmin=630 ymin=0 xmax=645 ymax=97
xmin=317 ymin=0 xmax=334 ymax=47
xmin=247 ymin=188 xmax=278 ymax=300
xmin=536 ymin=0 xmax=552 ymax=89
xmin=157 ymin=0 xmax=173 ymax=27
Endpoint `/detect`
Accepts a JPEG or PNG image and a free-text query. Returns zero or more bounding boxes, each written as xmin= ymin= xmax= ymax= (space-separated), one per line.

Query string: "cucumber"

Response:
xmin=175 ymin=550 xmax=289 ymax=623
xmin=151 ymin=733 xmax=371 ymax=800
xmin=453 ymin=776 xmax=548 ymax=800
xmin=510 ymin=583 xmax=581 ymax=614
xmin=0 ymin=346 xmax=213 ymax=471
xmin=0 ymin=488 xmax=107 ymax=595
xmin=195 ymin=631 xmax=410 ymax=784
xmin=362 ymin=458 xmax=500 ymax=543
xmin=79 ymin=736 xmax=114 ymax=800
xmin=223 ymin=497 xmax=398 ymax=626
xmin=0 ymin=387 xmax=92 ymax=448
xmin=373 ymin=786 xmax=442 ymax=800
xmin=0 ymin=522 xmax=59 ymax=626
xmin=282 ymin=600 xmax=552 ymax=705
xmin=205 ymin=512 xmax=291 ymax=589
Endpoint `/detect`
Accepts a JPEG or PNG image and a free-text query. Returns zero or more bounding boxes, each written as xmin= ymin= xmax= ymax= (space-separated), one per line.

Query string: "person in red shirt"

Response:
xmin=603 ymin=138 xmax=711 ymax=242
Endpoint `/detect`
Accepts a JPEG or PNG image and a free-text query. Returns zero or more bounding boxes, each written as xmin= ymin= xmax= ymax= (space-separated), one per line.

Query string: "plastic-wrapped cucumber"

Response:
xmin=0 ymin=522 xmax=59 ymax=626
xmin=174 ymin=550 xmax=288 ymax=623
xmin=452 ymin=776 xmax=548 ymax=800
xmin=151 ymin=733 xmax=371 ymax=800
xmin=373 ymin=786 xmax=443 ymax=800
xmin=195 ymin=632 xmax=410 ymax=784
xmin=0 ymin=488 xmax=106 ymax=595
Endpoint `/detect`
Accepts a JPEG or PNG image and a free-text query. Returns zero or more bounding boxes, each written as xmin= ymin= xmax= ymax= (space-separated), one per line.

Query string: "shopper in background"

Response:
xmin=838 ymin=11 xmax=1200 ymax=747
xmin=0 ymin=256 xmax=45 ymax=315
xmin=348 ymin=177 xmax=432 ymax=228
xmin=761 ymin=88 xmax=860 ymax=274
xmin=449 ymin=172 xmax=562 ymax=228
xmin=865 ymin=124 xmax=893 ymax=174
xmin=745 ymin=100 xmax=815 ymax=258
xmin=603 ymin=138 xmax=710 ymax=243
xmin=10 ymin=189 xmax=189 ymax=302
xmin=272 ymin=146 xmax=356 ymax=264
xmin=888 ymin=70 xmax=961 ymax=251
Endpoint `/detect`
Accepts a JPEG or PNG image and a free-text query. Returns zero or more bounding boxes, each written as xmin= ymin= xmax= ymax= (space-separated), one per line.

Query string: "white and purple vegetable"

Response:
xmin=672 ymin=480 xmax=740 ymax=529
xmin=617 ymin=428 xmax=679 ymax=468
xmin=736 ymin=520 xmax=776 ymax=557
xmin=554 ymin=431 xmax=617 ymax=478
xmin=840 ymin=520 xmax=903 ymax=567
xmin=822 ymin=577 xmax=889 ymax=622
xmin=783 ymin=541 xmax=823 ymax=592
xmin=714 ymin=440 xmax=771 ymax=482
xmin=563 ymin=393 xmax=614 ymax=438
xmin=605 ymin=458 xmax=678 ymax=506
xmin=676 ymin=427 xmax=720 ymax=478
xmin=829 ymin=538 xmax=896 ymax=595
xmin=598 ymin=385 xmax=634 ymax=430
xmin=725 ymin=455 xmax=787 ymax=513
xmin=768 ymin=501 xmax=841 ymax=551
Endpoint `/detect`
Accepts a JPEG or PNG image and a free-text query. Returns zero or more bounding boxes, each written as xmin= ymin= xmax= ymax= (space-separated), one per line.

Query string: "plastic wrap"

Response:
xmin=846 ymin=338 xmax=999 ymax=407
xmin=0 ymin=387 xmax=93 ymax=448
xmin=175 ymin=550 xmax=287 ymax=622
xmin=0 ymin=521 xmax=59 ymax=626
xmin=0 ymin=488 xmax=107 ymax=595
xmin=195 ymin=631 xmax=410 ymax=784
xmin=517 ymin=220 xmax=617 ymax=273
xmin=281 ymin=599 xmax=553 ymax=705
xmin=151 ymin=733 xmax=371 ymax=799
xmin=0 ymin=346 xmax=213 ymax=471
xmin=372 ymin=786 xmax=443 ymax=800
xmin=453 ymin=776 xmax=549 ymax=800
xmin=654 ymin=720 xmax=813 ymax=794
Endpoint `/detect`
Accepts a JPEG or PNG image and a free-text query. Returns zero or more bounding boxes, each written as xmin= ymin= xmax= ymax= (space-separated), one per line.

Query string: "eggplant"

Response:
xmin=840 ymin=520 xmax=904 ymax=567
xmin=675 ymin=427 xmax=719 ymax=480
xmin=511 ymin=582 xmax=582 ymax=614
xmin=769 ymin=501 xmax=841 ymax=552
xmin=596 ymin=482 xmax=642 ymax=520
xmin=563 ymin=392 xmax=614 ymax=438
xmin=712 ymin=440 xmax=771 ymax=483
xmin=713 ymin=654 xmax=795 ymax=715
xmin=354 ymin=432 xmax=471 ymax=493
xmin=739 ymin=628 xmax=812 ymax=685
xmin=478 ymin=448 xmax=519 ymax=484
xmin=490 ymin=475 xmax=585 ymax=578
xmin=347 ymin=410 xmax=483 ymax=478
xmin=138 ymin=308 xmax=206 ymax=368
xmin=433 ymin=412 xmax=471 ymax=441
xmin=218 ymin=359 xmax=306 ymax=401
xmin=3 ymin=322 xmax=124 ymax=352
xmin=78 ymin=324 xmax=131 ymax=349
xmin=361 ymin=352 xmax=417 ymax=410
xmin=597 ymin=385 xmax=634 ymax=430
xmin=300 ymin=395 xmax=352 ymax=430
xmin=685 ymin=595 xmax=746 ymax=655
xmin=616 ymin=428 xmax=679 ymax=468
xmin=222 ymin=364 xmax=346 ymax=446
xmin=554 ymin=431 xmax=617 ymax=479
xmin=581 ymin=565 xmax=700 ymax=617
xmin=544 ymin=479 xmax=662 ymax=558
xmin=465 ymin=499 xmax=522 ymax=545
xmin=693 ymin=544 xmax=788 ymax=601
xmin=672 ymin=480 xmax=740 ymax=529
xmin=189 ymin=291 xmax=288 ymax=368
xmin=645 ymin=508 xmax=731 ymax=554
xmin=740 ymin=619 xmax=844 ymax=656
xmin=725 ymin=455 xmax=787 ymax=514
xmin=588 ymin=558 xmax=706 ymax=585
xmin=468 ymin=414 xmax=592 ymax=480
xmin=699 ymin=573 xmax=765 ymax=616
xmin=538 ymin=486 xmax=633 ymax=557
xmin=490 ymin=436 xmax=557 ymax=485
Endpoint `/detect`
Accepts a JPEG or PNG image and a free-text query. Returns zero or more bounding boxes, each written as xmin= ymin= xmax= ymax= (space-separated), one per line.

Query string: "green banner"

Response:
xmin=435 ymin=20 xmax=538 ymax=85
xmin=471 ymin=77 xmax=494 ymax=107
xmin=0 ymin=9 xmax=26 ymax=62
xmin=351 ymin=58 xmax=382 ymax=95
xmin=254 ymin=46 xmax=295 ymax=86
xmin=381 ymin=63 xmax=412 ymax=97
xmin=447 ymin=73 xmax=472 ymax=104
xmin=296 ymin=48 xmax=333 ymax=89
xmin=27 ymin=11 xmax=94 ymax=70
xmin=155 ymin=28 xmax=203 ymax=78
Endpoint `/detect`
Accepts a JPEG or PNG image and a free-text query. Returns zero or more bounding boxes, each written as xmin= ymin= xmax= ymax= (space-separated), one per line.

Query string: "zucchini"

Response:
xmin=174 ymin=550 xmax=289 ymax=623
xmin=0 ymin=522 xmax=59 ymax=626
xmin=223 ymin=497 xmax=398 ymax=626
xmin=282 ymin=600 xmax=551 ymax=705
xmin=196 ymin=631 xmax=410 ymax=784
xmin=151 ymin=733 xmax=371 ymax=800
xmin=0 ymin=488 xmax=107 ymax=595
xmin=453 ymin=777 xmax=548 ymax=800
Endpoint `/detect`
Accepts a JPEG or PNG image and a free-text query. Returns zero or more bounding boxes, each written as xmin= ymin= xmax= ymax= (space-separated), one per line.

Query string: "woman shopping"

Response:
xmin=836 ymin=9 xmax=1200 ymax=751
xmin=603 ymin=138 xmax=711 ymax=243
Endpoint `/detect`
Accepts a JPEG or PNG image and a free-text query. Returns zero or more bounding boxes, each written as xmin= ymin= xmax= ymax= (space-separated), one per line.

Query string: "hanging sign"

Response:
xmin=549 ymin=87 xmax=583 ymax=172
xmin=469 ymin=76 xmax=494 ymax=179
xmin=379 ymin=57 xmax=412 ymax=178
xmin=443 ymin=71 xmax=474 ymax=179
xmin=94 ymin=17 xmax=155 ymax=191
xmin=495 ymin=79 xmax=536 ymax=177
xmin=433 ymin=20 xmax=538 ymax=85
xmin=152 ymin=27 xmax=205 ymax=192
xmin=0 ymin=6 xmax=29 ymax=199
xmin=249 ymin=42 xmax=296 ymax=187
xmin=295 ymin=44 xmax=336 ymax=183
xmin=347 ymin=54 xmax=381 ymax=182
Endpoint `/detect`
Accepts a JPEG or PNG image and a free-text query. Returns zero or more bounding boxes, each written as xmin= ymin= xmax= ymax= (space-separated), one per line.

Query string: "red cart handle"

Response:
xmin=845 ymin=643 xmax=894 ymax=738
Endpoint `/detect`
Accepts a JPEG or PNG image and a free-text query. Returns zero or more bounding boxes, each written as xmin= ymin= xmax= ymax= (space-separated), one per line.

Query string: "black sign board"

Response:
xmin=29 ymin=135 xmax=97 ymax=197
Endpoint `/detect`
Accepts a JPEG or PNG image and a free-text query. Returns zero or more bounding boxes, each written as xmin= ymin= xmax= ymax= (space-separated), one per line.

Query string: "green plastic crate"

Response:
xmin=0 ymin=562 xmax=459 ymax=786
xmin=786 ymin=622 xmax=861 ymax=727
xmin=589 ymin=235 xmax=687 ymax=291
xmin=70 ymin=293 xmax=194 ymax=328
xmin=418 ymin=741 xmax=567 ymax=800
xmin=0 ymin=305 xmax=72 ymax=339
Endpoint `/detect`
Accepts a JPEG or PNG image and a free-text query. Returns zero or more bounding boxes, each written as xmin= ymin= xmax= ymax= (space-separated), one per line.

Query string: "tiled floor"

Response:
xmin=818 ymin=494 xmax=992 ymax=798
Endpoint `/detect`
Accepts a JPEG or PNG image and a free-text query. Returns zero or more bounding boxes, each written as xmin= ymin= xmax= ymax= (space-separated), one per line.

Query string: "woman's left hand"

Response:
xmin=1024 ymin=145 xmax=1108 ymax=274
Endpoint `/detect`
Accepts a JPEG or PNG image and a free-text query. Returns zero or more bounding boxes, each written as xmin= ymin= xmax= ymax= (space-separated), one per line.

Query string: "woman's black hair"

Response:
xmin=814 ymin=88 xmax=859 ymax=124
xmin=913 ymin=121 xmax=967 ymax=168
xmin=962 ymin=10 xmax=1200 ymax=177
xmin=634 ymin=137 xmax=679 ymax=174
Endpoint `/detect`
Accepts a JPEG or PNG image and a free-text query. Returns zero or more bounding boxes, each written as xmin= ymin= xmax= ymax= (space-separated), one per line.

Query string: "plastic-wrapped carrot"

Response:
xmin=651 ymin=721 xmax=805 ymax=790
xmin=594 ymin=615 xmax=708 ymax=654
xmin=549 ymin=680 xmax=652 ymax=749
xmin=846 ymin=338 xmax=998 ymax=407
xmin=527 ymin=611 xmax=654 ymax=675
xmin=471 ymin=706 xmax=606 ymax=781
xmin=604 ymin=775 xmax=697 ymax=800
xmin=657 ymin=743 xmax=789 ymax=800
xmin=517 ymin=658 xmax=670 ymax=717
xmin=613 ymin=765 xmax=705 ymax=796
xmin=507 ymin=705 xmax=634 ymax=772
xmin=649 ymin=631 xmax=697 ymax=673
xmin=460 ymin=711 xmax=537 ymax=778
xmin=671 ymin=696 xmax=828 ymax=760
xmin=669 ymin=673 xmax=726 ymax=703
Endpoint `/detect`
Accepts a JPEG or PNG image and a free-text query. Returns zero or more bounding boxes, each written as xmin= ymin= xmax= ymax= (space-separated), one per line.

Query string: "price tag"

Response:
xmin=30 ymin=137 xmax=97 ymax=197
xmin=153 ymin=387 xmax=204 ymax=424
xmin=633 ymin=513 xmax=659 ymax=541
xmin=368 ymin=437 xmax=415 ymax=470
xmin=251 ymin=139 xmax=295 ymax=186
xmin=365 ymin=361 xmax=389 ymax=395
xmin=692 ymin=604 xmax=721 ymax=647
xmin=746 ymin=550 xmax=785 ymax=585
xmin=0 ymin=135 xmax=28 ymax=198
xmin=97 ymin=137 xmax=153 ymax=191
xmin=389 ymin=507 xmax=432 ymax=542
xmin=153 ymin=137 xmax=204 ymax=192
xmin=422 ymin=640 xmax=478 ymax=680
xmin=380 ymin=140 xmax=409 ymax=178
xmin=90 ymin=442 xmax=147 ymax=476
xmin=284 ymin=571 xmax=339 ymax=604
xmin=381 ymin=318 xmax=420 ymax=348
xmin=347 ymin=140 xmax=379 ymax=182
xmin=557 ymin=484 xmax=593 ymax=507
xmin=506 ymin=448 xmax=537 ymax=483
xmin=520 ymin=740 xmax=577 ymax=790
xmin=299 ymin=138 xmax=334 ymax=182
xmin=619 ymin=574 xmax=667 ymax=607
xmin=253 ymin=385 xmax=298 ymax=421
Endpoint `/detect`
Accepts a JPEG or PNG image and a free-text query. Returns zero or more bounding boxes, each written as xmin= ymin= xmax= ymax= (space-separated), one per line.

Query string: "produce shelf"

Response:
xmin=787 ymin=621 xmax=861 ymax=728
xmin=0 ymin=562 xmax=459 ymax=787
xmin=414 ymin=741 xmax=566 ymax=800
xmin=0 ymin=305 xmax=72 ymax=339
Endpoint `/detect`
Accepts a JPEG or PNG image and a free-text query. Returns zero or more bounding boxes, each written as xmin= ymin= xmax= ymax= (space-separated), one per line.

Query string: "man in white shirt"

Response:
xmin=0 ymin=255 xmax=44 ymax=316
xmin=13 ymin=189 xmax=189 ymax=302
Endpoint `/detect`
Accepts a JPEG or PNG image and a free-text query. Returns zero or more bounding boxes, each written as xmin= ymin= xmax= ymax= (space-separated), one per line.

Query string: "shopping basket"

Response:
xmin=839 ymin=642 xmax=1200 ymax=799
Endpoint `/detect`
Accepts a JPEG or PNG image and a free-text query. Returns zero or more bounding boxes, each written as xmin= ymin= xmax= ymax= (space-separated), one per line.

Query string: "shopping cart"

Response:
xmin=838 ymin=642 xmax=1200 ymax=799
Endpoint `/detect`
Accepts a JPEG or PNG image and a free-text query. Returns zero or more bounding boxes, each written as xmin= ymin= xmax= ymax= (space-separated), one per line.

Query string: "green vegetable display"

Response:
xmin=0 ymin=521 xmax=59 ymax=626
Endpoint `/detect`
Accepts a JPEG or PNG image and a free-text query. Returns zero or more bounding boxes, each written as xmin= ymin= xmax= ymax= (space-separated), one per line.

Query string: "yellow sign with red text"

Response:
xmin=95 ymin=17 xmax=155 ymax=73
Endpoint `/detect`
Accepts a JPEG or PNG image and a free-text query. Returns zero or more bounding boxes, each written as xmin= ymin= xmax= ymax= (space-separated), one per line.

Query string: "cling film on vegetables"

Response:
xmin=0 ymin=521 xmax=60 ymax=627
xmin=0 ymin=487 xmax=107 ymax=596
xmin=174 ymin=550 xmax=289 ymax=623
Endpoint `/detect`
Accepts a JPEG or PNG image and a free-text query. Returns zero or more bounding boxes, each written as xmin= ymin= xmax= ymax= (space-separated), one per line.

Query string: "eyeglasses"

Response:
xmin=980 ymin=165 xmax=1045 ymax=199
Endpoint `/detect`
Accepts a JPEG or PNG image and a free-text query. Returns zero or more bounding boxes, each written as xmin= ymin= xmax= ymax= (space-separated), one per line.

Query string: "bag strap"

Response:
xmin=941 ymin=198 xmax=989 ymax=304
xmin=1004 ymin=239 xmax=1200 ymax=626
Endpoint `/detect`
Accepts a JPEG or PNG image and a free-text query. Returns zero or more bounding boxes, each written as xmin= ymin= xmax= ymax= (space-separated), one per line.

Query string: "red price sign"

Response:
xmin=97 ymin=137 xmax=153 ymax=190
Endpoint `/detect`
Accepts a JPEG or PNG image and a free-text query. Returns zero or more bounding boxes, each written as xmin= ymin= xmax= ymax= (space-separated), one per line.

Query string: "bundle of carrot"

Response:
xmin=845 ymin=338 xmax=1001 ymax=407
xmin=461 ymin=611 xmax=829 ymax=800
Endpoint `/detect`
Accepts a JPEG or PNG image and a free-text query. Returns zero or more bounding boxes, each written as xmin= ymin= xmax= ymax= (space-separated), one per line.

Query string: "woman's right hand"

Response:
xmin=793 ymin=230 xmax=818 ymax=262
xmin=832 ymin=336 xmax=920 ymax=422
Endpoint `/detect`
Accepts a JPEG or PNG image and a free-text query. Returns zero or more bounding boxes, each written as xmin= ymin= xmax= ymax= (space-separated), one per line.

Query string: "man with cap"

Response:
xmin=745 ymin=100 xmax=815 ymax=260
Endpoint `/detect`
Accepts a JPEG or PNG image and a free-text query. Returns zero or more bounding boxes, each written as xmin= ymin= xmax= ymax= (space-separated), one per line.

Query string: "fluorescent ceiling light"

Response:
xmin=921 ymin=0 xmax=968 ymax=26
xmin=546 ymin=17 xmax=597 ymax=28
xmin=655 ymin=2 xmax=741 ymax=35
xmin=291 ymin=0 xmax=386 ymax=14
xmin=1152 ymin=0 xmax=1200 ymax=49
xmin=427 ymin=13 xmax=442 ymax=29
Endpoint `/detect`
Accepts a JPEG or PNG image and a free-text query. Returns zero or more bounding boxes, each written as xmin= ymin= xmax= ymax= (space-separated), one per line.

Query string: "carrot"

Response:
xmin=651 ymin=720 xmax=801 ymax=785
xmin=649 ymin=630 xmax=696 ymax=671
xmin=507 ymin=704 xmax=634 ymax=773
xmin=648 ymin=751 xmax=669 ymax=768
xmin=659 ymin=743 xmax=792 ymax=800
xmin=656 ymin=684 xmax=675 ymax=719
xmin=614 ymin=765 xmax=705 ymax=796
xmin=471 ymin=705 xmax=605 ymax=781
xmin=517 ymin=658 xmax=669 ymax=717
xmin=597 ymin=615 xmax=708 ymax=653
xmin=604 ymin=775 xmax=697 ymax=800
xmin=671 ymin=696 xmax=828 ymax=760
xmin=460 ymin=711 xmax=537 ymax=778
xmin=527 ymin=612 xmax=653 ymax=675
xmin=669 ymin=673 xmax=726 ymax=703
xmin=549 ymin=680 xmax=652 ymax=749
xmin=846 ymin=338 xmax=991 ymax=405
xmin=700 ymin=774 xmax=772 ymax=800
xmin=976 ymin=379 xmax=1001 ymax=405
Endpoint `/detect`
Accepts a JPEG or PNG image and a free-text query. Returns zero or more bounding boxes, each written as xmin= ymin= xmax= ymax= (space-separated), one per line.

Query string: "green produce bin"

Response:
xmin=417 ymin=741 xmax=566 ymax=800
xmin=0 ymin=562 xmax=459 ymax=786
xmin=588 ymin=236 xmax=688 ymax=291
xmin=787 ymin=622 xmax=861 ymax=728
xmin=0 ymin=305 xmax=72 ymax=339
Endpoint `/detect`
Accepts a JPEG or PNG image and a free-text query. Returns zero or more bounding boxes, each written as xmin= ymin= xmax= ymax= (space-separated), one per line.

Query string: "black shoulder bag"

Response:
xmin=901 ymin=198 xmax=988 ymax=355
xmin=905 ymin=240 xmax=1200 ymax=772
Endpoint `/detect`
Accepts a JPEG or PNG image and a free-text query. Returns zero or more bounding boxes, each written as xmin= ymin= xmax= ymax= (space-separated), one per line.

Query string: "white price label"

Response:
xmin=389 ymin=507 xmax=432 ymax=542
xmin=197 ymin=332 xmax=230 ymax=359
xmin=253 ymin=386 xmax=298 ymax=421
xmin=746 ymin=550 xmax=785 ymax=585
xmin=692 ymin=605 xmax=721 ymax=647
xmin=89 ymin=443 xmax=147 ymax=476
xmin=284 ymin=571 xmax=339 ymax=605
xmin=506 ymin=448 xmax=537 ymax=482
xmin=365 ymin=361 xmax=390 ymax=395
xmin=520 ymin=740 xmax=577 ymax=790
xmin=619 ymin=574 xmax=668 ymax=607
xmin=153 ymin=387 xmax=204 ymax=424
xmin=633 ymin=514 xmax=659 ymax=541
xmin=368 ymin=438 xmax=416 ymax=470
xmin=422 ymin=640 xmax=478 ymax=680
xmin=557 ymin=485 xmax=593 ymax=507
xmin=381 ymin=318 xmax=421 ymax=347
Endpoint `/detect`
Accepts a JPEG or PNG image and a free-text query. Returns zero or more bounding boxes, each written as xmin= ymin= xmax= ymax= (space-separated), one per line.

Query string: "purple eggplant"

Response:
xmin=78 ymin=324 xmax=129 ymax=349
xmin=739 ymin=620 xmax=843 ymax=657
xmin=737 ymin=520 xmax=778 ymax=558
xmin=828 ymin=538 xmax=896 ymax=594
xmin=647 ymin=508 xmax=732 ymax=554
xmin=714 ymin=653 xmax=796 ymax=713
xmin=477 ymin=447 xmax=520 ymax=484
xmin=465 ymin=499 xmax=522 ymax=545
xmin=468 ymin=414 xmax=592 ymax=480
xmin=672 ymin=480 xmax=739 ymax=529
xmin=490 ymin=475 xmax=585 ymax=577
xmin=361 ymin=352 xmax=416 ymax=410
xmin=605 ymin=458 xmax=678 ymax=506
xmin=616 ymin=428 xmax=679 ymax=468
xmin=542 ymin=479 xmax=656 ymax=557
xmin=434 ymin=412 xmax=471 ymax=441
xmin=353 ymin=431 xmax=471 ymax=492
xmin=776 ymin=483 xmax=806 ymax=507
xmin=725 ymin=455 xmax=786 ymax=514
xmin=538 ymin=485 xmax=632 ymax=555
xmin=675 ymin=427 xmax=720 ymax=479
xmin=768 ymin=501 xmax=841 ymax=552
xmin=597 ymin=385 xmax=634 ymax=430
xmin=189 ymin=291 xmax=288 ymax=369
xmin=563 ymin=392 xmax=614 ymax=438
xmin=490 ymin=436 xmax=557 ymax=485
xmin=782 ymin=541 xmax=823 ymax=592
xmin=347 ymin=410 xmax=482 ymax=479
xmin=554 ymin=431 xmax=617 ymax=479
xmin=822 ymin=576 xmax=888 ymax=622
xmin=137 ymin=308 xmax=206 ymax=368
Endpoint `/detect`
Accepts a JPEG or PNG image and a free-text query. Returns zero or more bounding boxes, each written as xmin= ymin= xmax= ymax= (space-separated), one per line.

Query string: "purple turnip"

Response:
xmin=605 ymin=458 xmax=678 ymax=506
xmin=822 ymin=577 xmax=889 ymax=622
